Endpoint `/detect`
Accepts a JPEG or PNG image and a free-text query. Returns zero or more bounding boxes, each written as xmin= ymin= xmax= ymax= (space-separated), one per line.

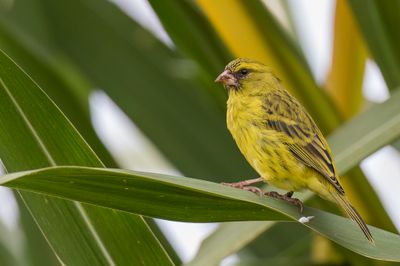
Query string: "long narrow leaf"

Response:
xmin=349 ymin=0 xmax=400 ymax=90
xmin=330 ymin=88 xmax=400 ymax=173
xmin=1 ymin=166 xmax=400 ymax=262
xmin=0 ymin=49 xmax=173 ymax=265
xmin=326 ymin=0 xmax=366 ymax=118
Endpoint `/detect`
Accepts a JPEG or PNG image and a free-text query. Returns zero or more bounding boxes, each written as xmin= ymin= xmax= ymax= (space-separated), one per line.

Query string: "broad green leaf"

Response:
xmin=0 ymin=49 xmax=174 ymax=265
xmin=1 ymin=167 xmax=285 ymax=222
xmin=349 ymin=0 xmax=400 ymax=90
xmin=189 ymin=91 xmax=400 ymax=265
xmin=326 ymin=0 xmax=366 ymax=119
xmin=38 ymin=0 xmax=254 ymax=181
xmin=1 ymin=166 xmax=400 ymax=262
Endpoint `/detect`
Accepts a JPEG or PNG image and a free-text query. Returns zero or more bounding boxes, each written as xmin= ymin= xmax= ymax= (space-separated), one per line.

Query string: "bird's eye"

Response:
xmin=239 ymin=68 xmax=248 ymax=75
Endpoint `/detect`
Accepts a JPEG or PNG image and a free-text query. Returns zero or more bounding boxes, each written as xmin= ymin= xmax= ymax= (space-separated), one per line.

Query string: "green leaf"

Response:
xmin=0 ymin=49 xmax=174 ymax=265
xmin=1 ymin=166 xmax=400 ymax=262
xmin=1 ymin=167 xmax=284 ymax=222
xmin=349 ymin=0 xmax=400 ymax=90
xmin=326 ymin=0 xmax=366 ymax=119
xmin=329 ymin=88 xmax=400 ymax=173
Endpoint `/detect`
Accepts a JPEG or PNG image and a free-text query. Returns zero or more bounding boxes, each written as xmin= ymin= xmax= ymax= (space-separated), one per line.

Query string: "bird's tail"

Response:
xmin=331 ymin=192 xmax=374 ymax=244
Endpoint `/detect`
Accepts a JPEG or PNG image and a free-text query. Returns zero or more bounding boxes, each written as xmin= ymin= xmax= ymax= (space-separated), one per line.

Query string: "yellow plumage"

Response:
xmin=216 ymin=58 xmax=373 ymax=243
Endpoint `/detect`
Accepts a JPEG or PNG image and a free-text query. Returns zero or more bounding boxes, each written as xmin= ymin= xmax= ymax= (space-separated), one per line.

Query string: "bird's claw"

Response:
xmin=265 ymin=191 xmax=304 ymax=213
xmin=221 ymin=182 xmax=304 ymax=206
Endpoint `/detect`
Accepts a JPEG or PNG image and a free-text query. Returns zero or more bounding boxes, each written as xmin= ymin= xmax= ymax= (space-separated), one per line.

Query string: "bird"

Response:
xmin=215 ymin=58 xmax=373 ymax=243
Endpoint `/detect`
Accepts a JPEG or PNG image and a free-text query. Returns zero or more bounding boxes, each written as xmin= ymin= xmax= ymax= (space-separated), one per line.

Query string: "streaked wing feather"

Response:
xmin=263 ymin=91 xmax=345 ymax=194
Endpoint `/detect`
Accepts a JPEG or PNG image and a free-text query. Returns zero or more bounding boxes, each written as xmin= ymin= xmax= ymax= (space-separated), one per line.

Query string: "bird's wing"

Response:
xmin=263 ymin=90 xmax=345 ymax=194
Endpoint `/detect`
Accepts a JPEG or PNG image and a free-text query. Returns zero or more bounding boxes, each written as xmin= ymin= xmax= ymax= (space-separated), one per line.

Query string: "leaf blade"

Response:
xmin=1 ymin=166 xmax=400 ymax=262
xmin=330 ymin=89 xmax=400 ymax=173
xmin=349 ymin=0 xmax=400 ymax=91
xmin=326 ymin=0 xmax=366 ymax=119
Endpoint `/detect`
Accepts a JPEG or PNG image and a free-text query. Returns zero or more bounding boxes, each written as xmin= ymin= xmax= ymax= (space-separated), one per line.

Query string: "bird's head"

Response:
xmin=215 ymin=58 xmax=278 ymax=95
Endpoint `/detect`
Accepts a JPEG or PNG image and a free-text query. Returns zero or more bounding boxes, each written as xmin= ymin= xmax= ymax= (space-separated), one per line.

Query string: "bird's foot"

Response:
xmin=265 ymin=191 xmax=304 ymax=213
xmin=242 ymin=186 xmax=263 ymax=196
xmin=221 ymin=177 xmax=264 ymax=196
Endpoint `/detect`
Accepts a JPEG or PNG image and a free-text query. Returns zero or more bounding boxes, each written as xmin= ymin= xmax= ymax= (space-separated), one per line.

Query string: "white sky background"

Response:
xmin=0 ymin=0 xmax=399 ymax=264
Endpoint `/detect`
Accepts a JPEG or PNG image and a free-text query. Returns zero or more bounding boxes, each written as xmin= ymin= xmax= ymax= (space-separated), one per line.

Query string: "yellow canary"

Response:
xmin=216 ymin=58 xmax=373 ymax=243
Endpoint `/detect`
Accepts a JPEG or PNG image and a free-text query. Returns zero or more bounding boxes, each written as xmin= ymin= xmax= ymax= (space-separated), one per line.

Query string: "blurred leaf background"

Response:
xmin=0 ymin=0 xmax=399 ymax=265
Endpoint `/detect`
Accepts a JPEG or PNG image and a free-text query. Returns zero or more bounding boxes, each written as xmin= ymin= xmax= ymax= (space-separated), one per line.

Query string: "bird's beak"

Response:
xmin=215 ymin=69 xmax=237 ymax=87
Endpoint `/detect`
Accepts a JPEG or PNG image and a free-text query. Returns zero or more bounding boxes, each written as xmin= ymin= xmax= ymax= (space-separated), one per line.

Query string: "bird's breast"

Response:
xmin=226 ymin=95 xmax=269 ymax=163
xmin=226 ymin=95 xmax=307 ymax=191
